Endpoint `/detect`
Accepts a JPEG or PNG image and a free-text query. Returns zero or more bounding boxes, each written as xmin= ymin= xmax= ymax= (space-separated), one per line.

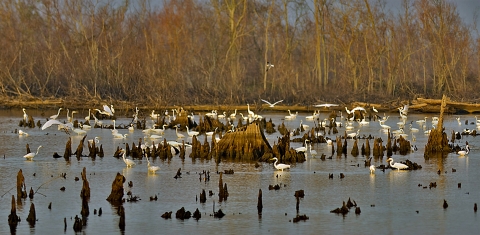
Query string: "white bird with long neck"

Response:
xmin=247 ymin=104 xmax=255 ymax=117
xmin=24 ymin=145 xmax=42 ymax=160
xmin=295 ymin=140 xmax=309 ymax=153
xmin=50 ymin=108 xmax=63 ymax=120
xmin=85 ymin=109 xmax=91 ymax=122
xmin=22 ymin=108 xmax=28 ymax=122
xmin=121 ymin=150 xmax=135 ymax=167
xmin=457 ymin=145 xmax=470 ymax=156
xmin=186 ymin=126 xmax=199 ymax=137
xmin=175 ymin=126 xmax=185 ymax=138
xmin=230 ymin=109 xmax=237 ymax=119
xmin=145 ymin=157 xmax=160 ymax=173
xmin=386 ymin=158 xmax=408 ymax=170
xmin=270 ymin=157 xmax=290 ymax=171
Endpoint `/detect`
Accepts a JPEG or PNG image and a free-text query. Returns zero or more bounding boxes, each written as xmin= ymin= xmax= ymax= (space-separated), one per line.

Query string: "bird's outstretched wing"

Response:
xmin=314 ymin=103 xmax=339 ymax=108
xmin=272 ymin=100 xmax=283 ymax=105
xmin=261 ymin=99 xmax=273 ymax=106
xmin=41 ymin=119 xmax=64 ymax=130
xmin=103 ymin=105 xmax=113 ymax=116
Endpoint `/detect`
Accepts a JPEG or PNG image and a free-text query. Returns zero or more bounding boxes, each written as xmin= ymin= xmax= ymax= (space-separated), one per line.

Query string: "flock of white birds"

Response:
xmin=17 ymin=101 xmax=471 ymax=174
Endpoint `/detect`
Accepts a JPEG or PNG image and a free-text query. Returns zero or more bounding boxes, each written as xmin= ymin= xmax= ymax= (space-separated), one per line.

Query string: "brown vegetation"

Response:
xmin=0 ymin=0 xmax=478 ymax=108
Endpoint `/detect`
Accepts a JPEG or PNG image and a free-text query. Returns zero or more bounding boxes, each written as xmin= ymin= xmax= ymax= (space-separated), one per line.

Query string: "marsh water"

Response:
xmin=0 ymin=108 xmax=479 ymax=234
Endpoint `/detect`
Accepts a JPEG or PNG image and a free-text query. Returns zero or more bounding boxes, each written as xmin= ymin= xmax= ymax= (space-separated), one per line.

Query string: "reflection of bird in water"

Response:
xmin=386 ymin=158 xmax=408 ymax=170
xmin=24 ymin=145 xmax=42 ymax=160
xmin=270 ymin=157 xmax=290 ymax=171
xmin=370 ymin=165 xmax=376 ymax=174
xmin=121 ymin=150 xmax=135 ymax=167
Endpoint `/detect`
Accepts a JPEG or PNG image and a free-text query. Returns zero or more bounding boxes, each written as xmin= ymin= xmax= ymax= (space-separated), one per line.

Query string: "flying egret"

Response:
xmin=270 ymin=157 xmax=290 ymax=171
xmin=145 ymin=157 xmax=160 ymax=173
xmin=314 ymin=103 xmax=339 ymax=108
xmin=266 ymin=61 xmax=274 ymax=71
xmin=261 ymin=99 xmax=283 ymax=107
xmin=386 ymin=158 xmax=409 ymax=170
xmin=41 ymin=119 xmax=73 ymax=133
xmin=121 ymin=150 xmax=135 ymax=167
xmin=50 ymin=108 xmax=63 ymax=120
xmin=24 ymin=145 xmax=42 ymax=160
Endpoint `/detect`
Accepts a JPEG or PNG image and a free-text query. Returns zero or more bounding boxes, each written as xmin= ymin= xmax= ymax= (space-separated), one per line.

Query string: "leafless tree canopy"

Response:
xmin=0 ymin=0 xmax=478 ymax=106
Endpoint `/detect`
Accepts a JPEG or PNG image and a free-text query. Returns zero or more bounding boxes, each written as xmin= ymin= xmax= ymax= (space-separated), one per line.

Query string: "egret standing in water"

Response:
xmin=121 ymin=149 xmax=135 ymax=167
xmin=24 ymin=145 xmax=42 ymax=160
xmin=370 ymin=165 xmax=376 ymax=174
xmin=145 ymin=156 xmax=160 ymax=173
xmin=50 ymin=108 xmax=63 ymax=120
xmin=270 ymin=157 xmax=291 ymax=171
xmin=386 ymin=158 xmax=408 ymax=170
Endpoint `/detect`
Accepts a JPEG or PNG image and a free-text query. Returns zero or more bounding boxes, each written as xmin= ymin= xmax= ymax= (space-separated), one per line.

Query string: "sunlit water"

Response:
xmin=0 ymin=108 xmax=479 ymax=234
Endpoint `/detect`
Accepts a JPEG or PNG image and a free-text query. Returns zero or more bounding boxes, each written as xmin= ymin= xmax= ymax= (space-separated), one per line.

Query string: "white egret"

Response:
xmin=295 ymin=140 xmax=309 ymax=153
xmin=113 ymin=133 xmax=128 ymax=139
xmin=145 ymin=157 xmax=160 ymax=173
xmin=270 ymin=157 xmax=290 ymax=171
xmin=370 ymin=165 xmax=376 ymax=174
xmin=372 ymin=106 xmax=378 ymax=113
xmin=22 ymin=108 xmax=28 ymax=122
xmin=88 ymin=137 xmax=100 ymax=145
xmin=175 ymin=126 xmax=185 ymax=139
xmin=261 ymin=99 xmax=283 ymax=107
xmin=50 ymin=108 xmax=63 ymax=120
xmin=386 ymin=158 xmax=409 ymax=170
xmin=217 ymin=111 xmax=226 ymax=119
xmin=128 ymin=124 xmax=134 ymax=132
xmin=309 ymin=144 xmax=317 ymax=157
xmin=103 ymin=105 xmax=114 ymax=116
xmin=247 ymin=104 xmax=255 ymax=117
xmin=148 ymin=134 xmax=162 ymax=139
xmin=206 ymin=127 xmax=218 ymax=137
xmin=91 ymin=114 xmax=103 ymax=127
xmin=24 ymin=145 xmax=42 ymax=160
xmin=73 ymin=125 xmax=87 ymax=135
xmin=409 ymin=124 xmax=419 ymax=132
xmin=457 ymin=145 xmax=470 ymax=156
xmin=314 ymin=103 xmax=339 ymax=108
xmin=300 ymin=120 xmax=309 ymax=131
xmin=352 ymin=106 xmax=366 ymax=112
xmin=41 ymin=119 xmax=73 ymax=132
xmin=18 ymin=130 xmax=29 ymax=136
xmin=266 ymin=61 xmax=274 ymax=71
xmin=230 ymin=109 xmax=237 ymax=119
xmin=121 ymin=150 xmax=135 ymax=167
xmin=347 ymin=130 xmax=360 ymax=138
xmin=185 ymin=126 xmax=199 ymax=137
xmin=327 ymin=139 xmax=333 ymax=146
xmin=344 ymin=107 xmax=351 ymax=115
xmin=150 ymin=110 xmax=161 ymax=119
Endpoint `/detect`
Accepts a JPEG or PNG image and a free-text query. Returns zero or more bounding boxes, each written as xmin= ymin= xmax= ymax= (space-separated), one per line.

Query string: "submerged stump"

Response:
xmin=106 ymin=173 xmax=126 ymax=204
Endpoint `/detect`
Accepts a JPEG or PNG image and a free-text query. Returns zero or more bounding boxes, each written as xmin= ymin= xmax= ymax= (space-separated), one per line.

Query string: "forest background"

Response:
xmin=0 ymin=0 xmax=479 ymax=109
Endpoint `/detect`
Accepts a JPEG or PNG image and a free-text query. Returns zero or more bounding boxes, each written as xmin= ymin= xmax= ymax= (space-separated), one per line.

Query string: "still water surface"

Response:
xmin=0 ymin=108 xmax=479 ymax=234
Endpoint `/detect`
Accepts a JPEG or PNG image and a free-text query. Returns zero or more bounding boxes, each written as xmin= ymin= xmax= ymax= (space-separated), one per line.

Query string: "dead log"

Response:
xmin=106 ymin=173 xmax=126 ymax=204
xmin=424 ymin=95 xmax=452 ymax=158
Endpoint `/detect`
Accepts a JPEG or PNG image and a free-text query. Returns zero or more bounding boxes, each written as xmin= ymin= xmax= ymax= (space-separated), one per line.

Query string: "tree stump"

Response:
xmin=26 ymin=203 xmax=36 ymax=226
xmin=8 ymin=195 xmax=20 ymax=230
xmin=106 ymin=173 xmax=126 ymax=204
xmin=424 ymin=95 xmax=452 ymax=158
xmin=64 ymin=137 xmax=72 ymax=160
xmin=17 ymin=169 xmax=27 ymax=199
xmin=216 ymin=123 xmax=272 ymax=161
